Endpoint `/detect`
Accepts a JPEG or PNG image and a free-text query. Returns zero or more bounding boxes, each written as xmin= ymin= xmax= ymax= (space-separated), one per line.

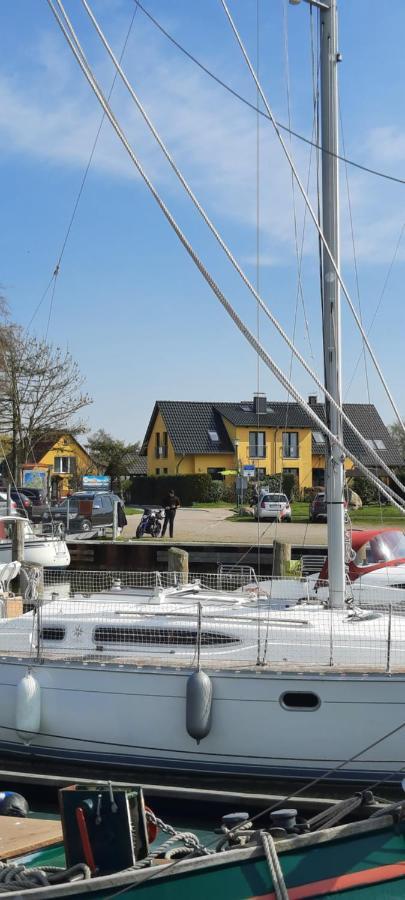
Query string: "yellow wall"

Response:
xmin=223 ymin=423 xmax=314 ymax=488
xmin=147 ymin=411 xmax=178 ymax=474
xmin=146 ymin=410 xmax=354 ymax=487
xmin=27 ymin=435 xmax=96 ymax=495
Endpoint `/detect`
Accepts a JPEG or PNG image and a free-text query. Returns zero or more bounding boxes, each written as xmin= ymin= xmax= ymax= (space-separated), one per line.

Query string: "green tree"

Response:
xmin=389 ymin=422 xmax=405 ymax=464
xmin=86 ymin=430 xmax=140 ymax=493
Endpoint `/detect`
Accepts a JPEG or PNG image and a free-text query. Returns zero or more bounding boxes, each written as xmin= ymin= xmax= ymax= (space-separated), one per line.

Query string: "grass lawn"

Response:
xmin=124 ymin=506 xmax=143 ymax=515
xmin=227 ymin=501 xmax=405 ymax=527
xmin=192 ymin=501 xmax=234 ymax=508
xmin=350 ymin=505 xmax=405 ymax=525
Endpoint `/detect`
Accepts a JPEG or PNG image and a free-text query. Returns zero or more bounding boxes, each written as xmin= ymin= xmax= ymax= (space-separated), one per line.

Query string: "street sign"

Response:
xmin=243 ymin=465 xmax=255 ymax=478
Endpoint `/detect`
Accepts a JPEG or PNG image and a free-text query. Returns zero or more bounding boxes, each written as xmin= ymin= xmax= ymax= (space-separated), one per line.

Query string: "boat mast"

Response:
xmin=320 ymin=0 xmax=346 ymax=607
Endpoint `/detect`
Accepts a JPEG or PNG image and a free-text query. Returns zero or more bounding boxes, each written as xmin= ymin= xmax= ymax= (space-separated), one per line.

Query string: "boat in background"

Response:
xmin=0 ymin=516 xmax=70 ymax=568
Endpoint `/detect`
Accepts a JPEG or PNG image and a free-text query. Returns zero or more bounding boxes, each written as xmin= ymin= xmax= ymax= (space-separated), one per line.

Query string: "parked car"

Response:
xmin=310 ymin=492 xmax=327 ymax=522
xmin=41 ymin=491 xmax=126 ymax=534
xmin=309 ymin=492 xmax=347 ymax=523
xmin=253 ymin=492 xmax=292 ymax=522
xmin=10 ymin=489 xmax=32 ymax=515
xmin=18 ymin=486 xmax=47 ymax=506
xmin=0 ymin=493 xmax=17 ymax=513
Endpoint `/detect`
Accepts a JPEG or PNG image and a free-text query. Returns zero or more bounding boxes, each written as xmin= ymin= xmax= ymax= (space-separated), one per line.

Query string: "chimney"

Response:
xmin=308 ymin=394 xmax=318 ymax=407
xmin=253 ymin=393 xmax=267 ymax=415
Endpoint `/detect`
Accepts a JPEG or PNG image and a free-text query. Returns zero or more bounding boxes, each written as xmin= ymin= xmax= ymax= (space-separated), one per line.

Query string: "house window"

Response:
xmin=312 ymin=468 xmax=325 ymax=487
xmin=312 ymin=431 xmax=324 ymax=445
xmin=249 ymin=431 xmax=266 ymax=458
xmin=282 ymin=432 xmax=299 ymax=459
xmin=163 ymin=468 xmax=168 ymax=474
xmin=207 ymin=467 xmax=224 ymax=479
xmin=155 ymin=431 xmax=168 ymax=459
xmin=54 ymin=456 xmax=76 ymax=474
xmin=208 ymin=430 xmax=220 ymax=443
xmin=365 ymin=438 xmax=386 ymax=451
xmin=155 ymin=468 xmax=160 ymax=475
xmin=255 ymin=467 xmax=266 ymax=480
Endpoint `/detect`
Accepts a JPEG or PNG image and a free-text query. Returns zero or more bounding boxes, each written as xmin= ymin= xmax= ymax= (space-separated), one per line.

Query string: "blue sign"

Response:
xmin=243 ymin=465 xmax=255 ymax=477
xmin=82 ymin=475 xmax=111 ymax=491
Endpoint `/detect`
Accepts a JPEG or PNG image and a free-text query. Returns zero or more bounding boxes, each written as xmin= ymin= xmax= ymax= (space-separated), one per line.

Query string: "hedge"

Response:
xmin=129 ymin=474 xmax=214 ymax=507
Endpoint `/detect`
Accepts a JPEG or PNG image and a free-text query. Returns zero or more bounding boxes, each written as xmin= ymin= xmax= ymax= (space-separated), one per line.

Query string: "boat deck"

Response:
xmin=2 ymin=651 xmax=405 ymax=674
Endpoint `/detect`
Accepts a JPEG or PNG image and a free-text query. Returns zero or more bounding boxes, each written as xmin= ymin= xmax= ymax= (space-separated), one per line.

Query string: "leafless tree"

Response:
xmin=0 ymin=315 xmax=92 ymax=481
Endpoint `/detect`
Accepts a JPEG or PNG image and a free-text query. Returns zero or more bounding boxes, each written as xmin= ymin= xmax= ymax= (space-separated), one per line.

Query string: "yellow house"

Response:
xmin=21 ymin=433 xmax=97 ymax=499
xmin=141 ymin=396 xmax=401 ymax=490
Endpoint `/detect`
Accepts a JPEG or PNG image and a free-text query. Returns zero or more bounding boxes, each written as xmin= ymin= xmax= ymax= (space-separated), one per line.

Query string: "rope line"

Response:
xmin=133 ymin=1 xmax=405 ymax=189
xmin=47 ymin=0 xmax=405 ymax=513
xmin=75 ymin=0 xmax=405 ymax=501
xmin=219 ymin=0 xmax=405 ymax=440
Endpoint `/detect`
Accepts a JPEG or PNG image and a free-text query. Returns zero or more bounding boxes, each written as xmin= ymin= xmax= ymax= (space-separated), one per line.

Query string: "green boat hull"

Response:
xmin=20 ymin=815 xmax=405 ymax=899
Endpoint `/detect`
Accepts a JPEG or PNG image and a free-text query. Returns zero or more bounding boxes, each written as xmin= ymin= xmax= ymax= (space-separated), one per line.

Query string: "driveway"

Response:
xmin=123 ymin=507 xmax=327 ymax=547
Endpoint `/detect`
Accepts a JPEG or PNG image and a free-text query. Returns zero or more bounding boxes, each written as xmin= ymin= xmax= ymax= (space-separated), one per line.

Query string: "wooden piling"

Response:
xmin=272 ymin=540 xmax=291 ymax=577
xmin=168 ymin=547 xmax=189 ymax=583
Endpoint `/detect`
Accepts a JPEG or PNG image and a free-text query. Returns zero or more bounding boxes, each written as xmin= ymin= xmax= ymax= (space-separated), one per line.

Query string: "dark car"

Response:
xmin=10 ymin=489 xmax=32 ymax=516
xmin=19 ymin=487 xmax=47 ymax=506
xmin=310 ymin=492 xmax=347 ymax=522
xmin=310 ymin=492 xmax=327 ymax=522
xmin=41 ymin=491 xmax=126 ymax=534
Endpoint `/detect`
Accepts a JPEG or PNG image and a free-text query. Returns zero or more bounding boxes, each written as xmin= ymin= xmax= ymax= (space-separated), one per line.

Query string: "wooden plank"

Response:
xmin=0 ymin=816 xmax=62 ymax=860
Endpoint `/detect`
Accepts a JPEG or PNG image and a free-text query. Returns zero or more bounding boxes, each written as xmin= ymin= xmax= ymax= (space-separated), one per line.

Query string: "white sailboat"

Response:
xmin=0 ymin=515 xmax=70 ymax=568
xmin=0 ymin=0 xmax=405 ymax=779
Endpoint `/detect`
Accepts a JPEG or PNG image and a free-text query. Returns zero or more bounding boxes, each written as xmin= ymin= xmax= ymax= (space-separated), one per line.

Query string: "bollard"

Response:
xmin=272 ymin=540 xmax=291 ymax=577
xmin=168 ymin=547 xmax=189 ymax=586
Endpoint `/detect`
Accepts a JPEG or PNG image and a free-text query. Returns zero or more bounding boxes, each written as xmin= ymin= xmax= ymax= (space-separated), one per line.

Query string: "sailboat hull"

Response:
xmin=1 ymin=660 xmax=405 ymax=780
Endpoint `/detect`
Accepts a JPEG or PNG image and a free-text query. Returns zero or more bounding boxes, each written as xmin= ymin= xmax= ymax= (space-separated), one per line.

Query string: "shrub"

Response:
xmin=222 ymin=481 xmax=236 ymax=503
xmin=129 ymin=474 xmax=214 ymax=507
xmin=208 ymin=480 xmax=224 ymax=502
xmin=349 ymin=476 xmax=380 ymax=506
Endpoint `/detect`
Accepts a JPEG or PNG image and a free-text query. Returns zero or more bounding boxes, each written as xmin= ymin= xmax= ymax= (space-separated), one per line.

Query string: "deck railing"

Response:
xmin=4 ymin=571 xmax=405 ymax=672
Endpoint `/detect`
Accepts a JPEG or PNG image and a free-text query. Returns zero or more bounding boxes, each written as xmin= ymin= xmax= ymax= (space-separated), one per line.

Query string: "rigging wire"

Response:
xmin=218 ymin=0 xmax=405 ymax=440
xmin=344 ymin=221 xmax=405 ymax=399
xmin=47 ymin=0 xmax=405 ymax=513
xmin=76 ymin=0 xmax=405 ymax=500
xmin=255 ymin=0 xmax=262 ymax=660
xmin=339 ymin=104 xmax=370 ymax=404
xmin=26 ymin=4 xmax=139 ymax=332
xmin=133 ymin=1 xmax=405 ymax=189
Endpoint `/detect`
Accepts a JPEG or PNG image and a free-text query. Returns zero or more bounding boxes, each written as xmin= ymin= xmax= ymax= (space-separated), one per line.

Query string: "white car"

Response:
xmin=254 ymin=492 xmax=292 ymax=522
xmin=0 ymin=493 xmax=17 ymax=513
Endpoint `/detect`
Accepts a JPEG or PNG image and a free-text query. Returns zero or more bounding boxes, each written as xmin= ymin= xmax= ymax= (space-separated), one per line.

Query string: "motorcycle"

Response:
xmin=135 ymin=508 xmax=163 ymax=539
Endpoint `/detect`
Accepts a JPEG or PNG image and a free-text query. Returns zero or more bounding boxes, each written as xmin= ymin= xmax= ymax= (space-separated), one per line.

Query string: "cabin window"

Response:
xmin=93 ymin=626 xmax=239 ymax=646
xmin=280 ymin=691 xmax=320 ymax=710
xmin=40 ymin=627 xmax=65 ymax=641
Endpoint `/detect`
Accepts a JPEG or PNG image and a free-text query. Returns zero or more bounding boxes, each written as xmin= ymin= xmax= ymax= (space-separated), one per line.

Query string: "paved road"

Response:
xmin=123 ymin=507 xmax=327 ymax=547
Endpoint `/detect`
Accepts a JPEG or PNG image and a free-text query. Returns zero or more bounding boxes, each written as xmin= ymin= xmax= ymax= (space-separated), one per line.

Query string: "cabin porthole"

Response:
xmin=280 ymin=691 xmax=320 ymax=711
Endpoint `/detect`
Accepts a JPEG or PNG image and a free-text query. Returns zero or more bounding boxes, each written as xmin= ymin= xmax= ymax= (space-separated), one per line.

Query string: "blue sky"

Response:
xmin=1 ymin=0 xmax=405 ymax=442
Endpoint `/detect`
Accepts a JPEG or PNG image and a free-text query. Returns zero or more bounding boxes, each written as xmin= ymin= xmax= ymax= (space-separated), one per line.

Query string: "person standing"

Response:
xmin=161 ymin=489 xmax=180 ymax=538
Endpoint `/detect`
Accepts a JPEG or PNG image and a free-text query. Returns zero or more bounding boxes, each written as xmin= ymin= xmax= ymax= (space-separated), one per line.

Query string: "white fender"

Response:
xmin=16 ymin=672 xmax=41 ymax=740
